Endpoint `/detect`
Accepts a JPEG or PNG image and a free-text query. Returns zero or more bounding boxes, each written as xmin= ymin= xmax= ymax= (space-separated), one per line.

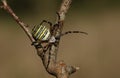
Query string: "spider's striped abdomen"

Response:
xmin=32 ymin=24 xmax=50 ymax=41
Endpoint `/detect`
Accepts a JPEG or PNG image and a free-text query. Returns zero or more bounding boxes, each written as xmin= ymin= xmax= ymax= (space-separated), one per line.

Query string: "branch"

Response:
xmin=0 ymin=0 xmax=35 ymax=43
xmin=58 ymin=0 xmax=72 ymax=21
xmin=36 ymin=0 xmax=79 ymax=78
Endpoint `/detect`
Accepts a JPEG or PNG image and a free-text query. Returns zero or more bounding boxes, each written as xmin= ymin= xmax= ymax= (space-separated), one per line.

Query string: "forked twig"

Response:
xmin=1 ymin=0 xmax=79 ymax=78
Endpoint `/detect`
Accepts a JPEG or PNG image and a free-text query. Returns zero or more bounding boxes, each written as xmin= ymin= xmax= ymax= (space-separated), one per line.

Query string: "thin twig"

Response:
xmin=1 ymin=0 xmax=35 ymax=42
xmin=58 ymin=0 xmax=72 ymax=21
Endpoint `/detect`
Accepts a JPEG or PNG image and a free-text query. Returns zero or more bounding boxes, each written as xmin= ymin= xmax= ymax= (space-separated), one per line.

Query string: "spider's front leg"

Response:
xmin=40 ymin=20 xmax=52 ymax=26
xmin=31 ymin=40 xmax=49 ymax=48
xmin=31 ymin=41 xmax=43 ymax=48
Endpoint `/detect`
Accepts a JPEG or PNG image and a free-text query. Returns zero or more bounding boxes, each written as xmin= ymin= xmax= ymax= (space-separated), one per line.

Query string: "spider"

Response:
xmin=31 ymin=16 xmax=88 ymax=68
xmin=31 ymin=20 xmax=88 ymax=48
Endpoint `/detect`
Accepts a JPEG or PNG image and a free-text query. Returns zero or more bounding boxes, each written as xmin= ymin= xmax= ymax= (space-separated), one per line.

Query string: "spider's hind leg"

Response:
xmin=56 ymin=12 xmax=60 ymax=21
xmin=61 ymin=31 xmax=88 ymax=36
xmin=31 ymin=41 xmax=43 ymax=48
xmin=31 ymin=41 xmax=38 ymax=46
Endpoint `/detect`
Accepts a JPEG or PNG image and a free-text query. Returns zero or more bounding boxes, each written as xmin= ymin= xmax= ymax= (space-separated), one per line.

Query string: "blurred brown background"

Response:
xmin=0 ymin=0 xmax=120 ymax=78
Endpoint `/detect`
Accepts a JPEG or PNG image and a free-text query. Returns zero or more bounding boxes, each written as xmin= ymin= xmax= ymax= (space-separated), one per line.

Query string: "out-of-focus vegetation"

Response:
xmin=0 ymin=0 xmax=120 ymax=78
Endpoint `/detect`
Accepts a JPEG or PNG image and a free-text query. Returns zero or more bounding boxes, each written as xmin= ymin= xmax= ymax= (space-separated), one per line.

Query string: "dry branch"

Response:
xmin=0 ymin=0 xmax=35 ymax=42
xmin=1 ymin=0 xmax=79 ymax=78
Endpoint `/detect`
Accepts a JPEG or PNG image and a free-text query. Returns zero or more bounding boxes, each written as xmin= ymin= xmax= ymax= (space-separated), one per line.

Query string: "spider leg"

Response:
xmin=40 ymin=20 xmax=47 ymax=25
xmin=50 ymin=12 xmax=60 ymax=32
xmin=31 ymin=41 xmax=43 ymax=48
xmin=41 ymin=43 xmax=50 ymax=58
xmin=40 ymin=20 xmax=52 ymax=27
xmin=53 ymin=23 xmax=59 ymax=31
xmin=31 ymin=41 xmax=37 ymax=45
xmin=61 ymin=31 xmax=88 ymax=36
xmin=46 ymin=41 xmax=59 ymax=69
xmin=56 ymin=12 xmax=60 ymax=21
xmin=46 ymin=43 xmax=53 ymax=69
xmin=54 ymin=23 xmax=59 ymax=27
xmin=31 ymin=40 xmax=49 ymax=48
xmin=39 ymin=42 xmax=52 ymax=69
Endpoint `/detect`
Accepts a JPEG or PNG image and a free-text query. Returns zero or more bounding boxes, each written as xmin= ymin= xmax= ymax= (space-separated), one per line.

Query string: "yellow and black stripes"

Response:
xmin=32 ymin=24 xmax=50 ymax=41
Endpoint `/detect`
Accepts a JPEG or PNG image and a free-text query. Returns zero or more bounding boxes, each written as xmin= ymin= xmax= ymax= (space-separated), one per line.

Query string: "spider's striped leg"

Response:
xmin=47 ymin=22 xmax=52 ymax=27
xmin=31 ymin=41 xmax=43 ymax=48
xmin=40 ymin=20 xmax=48 ymax=25
xmin=52 ymin=12 xmax=60 ymax=31
xmin=61 ymin=31 xmax=88 ymax=36
xmin=31 ymin=40 xmax=49 ymax=48
xmin=41 ymin=43 xmax=50 ymax=58
xmin=46 ymin=43 xmax=53 ymax=69
xmin=53 ymin=23 xmax=59 ymax=27
xmin=53 ymin=23 xmax=59 ymax=31
xmin=40 ymin=42 xmax=53 ymax=69
xmin=31 ymin=41 xmax=37 ymax=45
xmin=46 ymin=40 xmax=59 ymax=69
xmin=56 ymin=12 xmax=60 ymax=21
xmin=43 ymin=43 xmax=50 ymax=52
xmin=40 ymin=20 xmax=52 ymax=27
